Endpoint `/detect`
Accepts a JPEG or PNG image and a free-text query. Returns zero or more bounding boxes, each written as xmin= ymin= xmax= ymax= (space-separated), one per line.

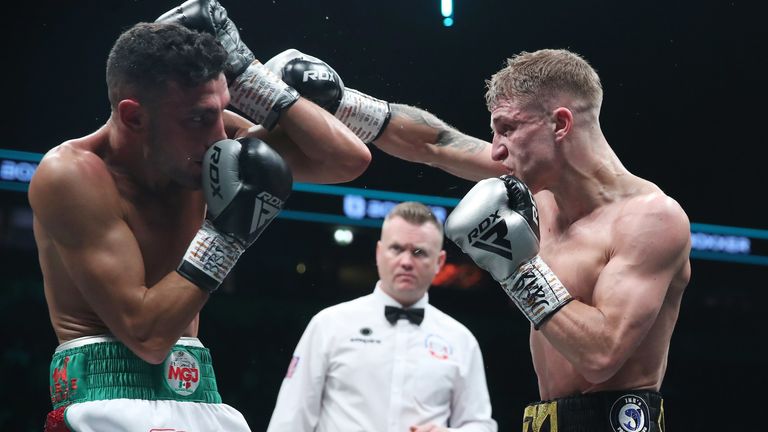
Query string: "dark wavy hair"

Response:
xmin=106 ymin=22 xmax=228 ymax=108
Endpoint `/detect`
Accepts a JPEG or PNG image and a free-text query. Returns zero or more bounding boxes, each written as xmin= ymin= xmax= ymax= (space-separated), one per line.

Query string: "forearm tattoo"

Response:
xmin=391 ymin=104 xmax=489 ymax=155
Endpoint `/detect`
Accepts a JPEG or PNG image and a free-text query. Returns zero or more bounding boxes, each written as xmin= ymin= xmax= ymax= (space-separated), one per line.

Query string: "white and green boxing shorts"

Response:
xmin=44 ymin=335 xmax=251 ymax=432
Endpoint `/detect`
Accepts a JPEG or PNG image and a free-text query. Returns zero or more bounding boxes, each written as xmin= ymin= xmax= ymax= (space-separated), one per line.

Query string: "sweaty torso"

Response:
xmin=531 ymin=187 xmax=689 ymax=399
xmin=35 ymin=131 xmax=205 ymax=343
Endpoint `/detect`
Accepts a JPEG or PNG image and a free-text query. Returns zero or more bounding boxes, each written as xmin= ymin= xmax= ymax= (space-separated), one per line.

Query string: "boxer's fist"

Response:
xmin=445 ymin=176 xmax=539 ymax=280
xmin=265 ymin=49 xmax=345 ymax=112
xmin=445 ymin=176 xmax=572 ymax=328
xmin=156 ymin=0 xmax=254 ymax=82
xmin=178 ymin=137 xmax=293 ymax=292
xmin=265 ymin=49 xmax=390 ymax=144
xmin=157 ymin=0 xmax=298 ymax=129
xmin=203 ymin=137 xmax=292 ymax=244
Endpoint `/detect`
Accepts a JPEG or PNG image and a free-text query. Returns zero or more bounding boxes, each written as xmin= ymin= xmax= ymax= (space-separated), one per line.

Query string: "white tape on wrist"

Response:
xmin=229 ymin=61 xmax=297 ymax=129
xmin=335 ymin=88 xmax=390 ymax=143
xmin=181 ymin=220 xmax=245 ymax=285
xmin=502 ymin=255 xmax=573 ymax=329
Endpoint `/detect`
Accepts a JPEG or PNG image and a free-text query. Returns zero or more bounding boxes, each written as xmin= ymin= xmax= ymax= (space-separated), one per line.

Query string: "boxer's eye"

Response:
xmin=187 ymin=109 xmax=220 ymax=126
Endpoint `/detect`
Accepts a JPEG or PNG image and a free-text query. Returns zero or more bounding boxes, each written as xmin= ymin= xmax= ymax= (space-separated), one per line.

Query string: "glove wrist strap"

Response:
xmin=177 ymin=220 xmax=246 ymax=293
xmin=335 ymin=88 xmax=391 ymax=144
xmin=229 ymin=61 xmax=300 ymax=130
xmin=501 ymin=255 xmax=573 ymax=329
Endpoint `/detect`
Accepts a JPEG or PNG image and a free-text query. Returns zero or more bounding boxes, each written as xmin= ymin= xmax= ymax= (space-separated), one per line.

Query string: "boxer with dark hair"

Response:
xmin=280 ymin=47 xmax=690 ymax=431
xmin=31 ymin=18 xmax=368 ymax=431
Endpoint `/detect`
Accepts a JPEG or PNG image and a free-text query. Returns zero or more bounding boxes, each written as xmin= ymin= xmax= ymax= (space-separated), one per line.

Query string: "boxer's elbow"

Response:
xmin=579 ymin=350 xmax=626 ymax=384
xmin=136 ymin=349 xmax=170 ymax=365
xmin=336 ymin=144 xmax=372 ymax=181
xmin=116 ymin=320 xmax=175 ymax=364
xmin=581 ymin=364 xmax=619 ymax=384
xmin=125 ymin=335 xmax=174 ymax=364
xmin=311 ymin=126 xmax=372 ymax=182
xmin=316 ymin=136 xmax=371 ymax=183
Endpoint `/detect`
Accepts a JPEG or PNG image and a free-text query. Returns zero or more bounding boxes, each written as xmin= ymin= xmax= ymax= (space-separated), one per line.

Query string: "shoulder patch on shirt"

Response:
xmin=285 ymin=356 xmax=300 ymax=378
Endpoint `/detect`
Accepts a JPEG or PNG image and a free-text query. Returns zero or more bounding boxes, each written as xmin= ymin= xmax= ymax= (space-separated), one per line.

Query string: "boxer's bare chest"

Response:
xmin=537 ymin=206 xmax=617 ymax=304
xmin=123 ymin=191 xmax=205 ymax=286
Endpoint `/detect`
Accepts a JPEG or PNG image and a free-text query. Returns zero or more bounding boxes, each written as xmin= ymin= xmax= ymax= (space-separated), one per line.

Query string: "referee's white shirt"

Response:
xmin=267 ymin=283 xmax=498 ymax=432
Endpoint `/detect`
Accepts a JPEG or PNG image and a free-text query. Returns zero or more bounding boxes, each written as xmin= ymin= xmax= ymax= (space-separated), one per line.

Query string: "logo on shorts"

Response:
xmin=164 ymin=350 xmax=200 ymax=396
xmin=50 ymin=354 xmax=83 ymax=404
xmin=609 ymin=394 xmax=650 ymax=432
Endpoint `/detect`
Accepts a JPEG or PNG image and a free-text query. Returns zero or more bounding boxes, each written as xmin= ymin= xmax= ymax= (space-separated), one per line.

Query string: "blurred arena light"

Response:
xmin=432 ymin=262 xmax=485 ymax=289
xmin=333 ymin=227 xmax=354 ymax=246
xmin=441 ymin=0 xmax=454 ymax=27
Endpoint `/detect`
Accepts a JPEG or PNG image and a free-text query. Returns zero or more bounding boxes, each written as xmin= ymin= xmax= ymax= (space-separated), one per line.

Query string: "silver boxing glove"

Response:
xmin=445 ymin=176 xmax=572 ymax=329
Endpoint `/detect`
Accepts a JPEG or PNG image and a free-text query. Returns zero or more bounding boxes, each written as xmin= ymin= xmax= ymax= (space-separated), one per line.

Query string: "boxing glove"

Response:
xmin=156 ymin=0 xmax=299 ymax=130
xmin=445 ymin=176 xmax=572 ymax=329
xmin=265 ymin=49 xmax=391 ymax=144
xmin=264 ymin=49 xmax=344 ymax=112
xmin=178 ymin=137 xmax=293 ymax=293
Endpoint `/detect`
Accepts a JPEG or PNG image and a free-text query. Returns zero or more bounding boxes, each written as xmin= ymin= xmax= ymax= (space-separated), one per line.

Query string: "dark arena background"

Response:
xmin=2 ymin=0 xmax=766 ymax=430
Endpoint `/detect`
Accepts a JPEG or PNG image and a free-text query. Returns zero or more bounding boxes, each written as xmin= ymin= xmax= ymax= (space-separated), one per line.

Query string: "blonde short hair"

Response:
xmin=485 ymin=49 xmax=603 ymax=113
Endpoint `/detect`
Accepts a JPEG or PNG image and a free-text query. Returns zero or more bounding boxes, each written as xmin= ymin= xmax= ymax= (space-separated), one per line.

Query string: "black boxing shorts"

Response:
xmin=522 ymin=390 xmax=665 ymax=432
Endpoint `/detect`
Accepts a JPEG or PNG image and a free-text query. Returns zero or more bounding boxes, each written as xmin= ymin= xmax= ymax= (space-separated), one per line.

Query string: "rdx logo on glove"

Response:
xmin=467 ymin=210 xmax=514 ymax=260
xmin=207 ymin=145 xmax=224 ymax=199
xmin=252 ymin=191 xmax=285 ymax=231
xmin=302 ymin=69 xmax=336 ymax=82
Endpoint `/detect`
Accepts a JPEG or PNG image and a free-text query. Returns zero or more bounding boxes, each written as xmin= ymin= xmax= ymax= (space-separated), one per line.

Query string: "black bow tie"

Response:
xmin=384 ymin=305 xmax=425 ymax=325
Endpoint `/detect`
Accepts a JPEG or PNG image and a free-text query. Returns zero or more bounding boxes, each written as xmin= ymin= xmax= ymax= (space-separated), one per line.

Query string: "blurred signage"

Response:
xmin=1 ymin=148 xmax=767 ymax=266
xmin=342 ymin=195 xmax=447 ymax=223
xmin=690 ymin=223 xmax=768 ymax=266
xmin=0 ymin=149 xmax=40 ymax=192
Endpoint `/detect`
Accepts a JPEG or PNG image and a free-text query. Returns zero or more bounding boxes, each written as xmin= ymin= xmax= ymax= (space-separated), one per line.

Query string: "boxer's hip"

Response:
xmin=49 ymin=334 xmax=222 ymax=409
xmin=523 ymin=389 xmax=665 ymax=432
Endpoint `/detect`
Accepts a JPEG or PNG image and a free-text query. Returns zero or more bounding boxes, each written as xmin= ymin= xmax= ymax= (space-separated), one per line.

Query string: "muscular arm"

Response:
xmin=539 ymin=195 xmax=691 ymax=383
xmin=373 ymin=104 xmax=507 ymax=181
xmin=29 ymin=148 xmax=208 ymax=364
xmin=224 ymin=102 xmax=371 ymax=184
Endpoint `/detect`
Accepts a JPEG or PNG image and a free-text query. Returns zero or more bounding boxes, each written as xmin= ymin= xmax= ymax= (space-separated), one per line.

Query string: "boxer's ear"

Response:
xmin=552 ymin=107 xmax=573 ymax=143
xmin=117 ymin=99 xmax=145 ymax=132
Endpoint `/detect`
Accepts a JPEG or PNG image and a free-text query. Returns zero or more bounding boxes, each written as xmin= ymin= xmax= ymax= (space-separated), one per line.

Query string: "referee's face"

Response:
xmin=376 ymin=217 xmax=446 ymax=307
